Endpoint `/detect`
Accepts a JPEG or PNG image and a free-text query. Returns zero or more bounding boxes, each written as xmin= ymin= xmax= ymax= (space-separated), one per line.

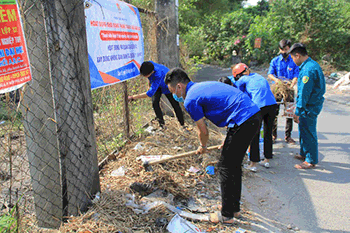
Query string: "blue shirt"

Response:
xmin=235 ymin=73 xmax=277 ymax=108
xmin=227 ymin=75 xmax=237 ymax=87
xmin=268 ymin=54 xmax=299 ymax=81
xmin=146 ymin=61 xmax=171 ymax=97
xmin=295 ymin=57 xmax=325 ymax=118
xmin=184 ymin=81 xmax=260 ymax=128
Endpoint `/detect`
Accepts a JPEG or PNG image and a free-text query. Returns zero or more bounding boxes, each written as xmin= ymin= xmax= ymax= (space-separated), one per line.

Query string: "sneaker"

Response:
xmin=244 ymin=164 xmax=257 ymax=172
xmin=259 ymin=161 xmax=270 ymax=168
xmin=285 ymin=137 xmax=296 ymax=144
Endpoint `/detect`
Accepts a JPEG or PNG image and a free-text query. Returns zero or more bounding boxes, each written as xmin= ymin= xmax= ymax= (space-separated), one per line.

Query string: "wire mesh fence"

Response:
xmin=92 ymin=6 xmax=157 ymax=161
xmin=0 ymin=0 xmax=158 ymax=231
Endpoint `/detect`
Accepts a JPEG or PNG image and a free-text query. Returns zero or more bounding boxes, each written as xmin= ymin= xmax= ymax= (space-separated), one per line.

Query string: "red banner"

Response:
xmin=0 ymin=2 xmax=32 ymax=93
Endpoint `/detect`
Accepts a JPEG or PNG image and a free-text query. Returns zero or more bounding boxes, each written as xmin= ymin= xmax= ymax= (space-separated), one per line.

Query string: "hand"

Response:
xmin=293 ymin=114 xmax=299 ymax=124
xmin=128 ymin=96 xmax=134 ymax=102
xmin=196 ymin=145 xmax=208 ymax=155
xmin=218 ymin=141 xmax=224 ymax=150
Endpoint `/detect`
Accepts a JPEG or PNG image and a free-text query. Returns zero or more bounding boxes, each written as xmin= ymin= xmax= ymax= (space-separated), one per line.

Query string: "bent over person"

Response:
xmin=128 ymin=61 xmax=184 ymax=128
xmin=165 ymin=68 xmax=261 ymax=224
xmin=229 ymin=63 xmax=277 ymax=172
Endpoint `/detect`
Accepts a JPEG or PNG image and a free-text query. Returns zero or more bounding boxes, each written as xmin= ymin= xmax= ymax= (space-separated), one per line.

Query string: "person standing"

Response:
xmin=165 ymin=68 xmax=261 ymax=223
xmin=230 ymin=63 xmax=278 ymax=171
xmin=268 ymin=39 xmax=299 ymax=144
xmin=128 ymin=61 xmax=184 ymax=129
xmin=289 ymin=43 xmax=326 ymax=169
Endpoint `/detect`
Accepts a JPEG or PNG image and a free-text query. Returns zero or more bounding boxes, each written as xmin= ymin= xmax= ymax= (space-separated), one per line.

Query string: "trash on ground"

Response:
xmin=155 ymin=217 xmax=168 ymax=227
xmin=91 ymin=192 xmax=101 ymax=204
xmin=129 ymin=182 xmax=155 ymax=196
xmin=235 ymin=228 xmax=247 ymax=233
xmin=206 ymin=166 xmax=215 ymax=175
xmin=186 ymin=198 xmax=208 ymax=213
xmin=333 ymin=72 xmax=350 ymax=89
xmin=167 ymin=214 xmax=204 ymax=233
xmin=136 ymin=154 xmax=172 ymax=163
xmin=188 ymin=166 xmax=201 ymax=173
xmin=145 ymin=126 xmax=155 ymax=135
xmin=133 ymin=142 xmax=145 ymax=150
xmin=339 ymin=85 xmax=350 ymax=91
xmin=111 ymin=166 xmax=126 ymax=176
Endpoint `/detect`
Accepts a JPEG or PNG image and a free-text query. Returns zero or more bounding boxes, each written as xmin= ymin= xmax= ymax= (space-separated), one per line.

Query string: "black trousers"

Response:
xmin=250 ymin=104 xmax=278 ymax=162
xmin=219 ymin=112 xmax=261 ymax=217
xmin=273 ymin=89 xmax=294 ymax=138
xmin=152 ymin=88 xmax=184 ymax=126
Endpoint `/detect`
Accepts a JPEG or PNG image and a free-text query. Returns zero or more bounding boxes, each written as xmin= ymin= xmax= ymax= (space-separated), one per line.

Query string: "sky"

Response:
xmin=244 ymin=0 xmax=260 ymax=7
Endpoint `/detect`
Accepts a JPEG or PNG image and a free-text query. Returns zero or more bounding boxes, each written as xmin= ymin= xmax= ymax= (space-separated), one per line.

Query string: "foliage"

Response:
xmin=179 ymin=0 xmax=245 ymax=62
xmin=178 ymin=0 xmax=350 ymax=70
xmin=203 ymin=9 xmax=253 ymax=65
xmin=0 ymin=202 xmax=19 ymax=232
xmin=179 ymin=0 xmax=244 ymax=30
xmin=128 ymin=0 xmax=153 ymax=10
xmin=246 ymin=0 xmax=350 ymax=69
xmin=243 ymin=0 xmax=269 ymax=17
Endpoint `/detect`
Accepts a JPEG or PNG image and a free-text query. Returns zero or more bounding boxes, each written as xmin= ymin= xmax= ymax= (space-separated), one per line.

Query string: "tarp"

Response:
xmin=0 ymin=0 xmax=32 ymax=94
xmin=84 ymin=0 xmax=144 ymax=90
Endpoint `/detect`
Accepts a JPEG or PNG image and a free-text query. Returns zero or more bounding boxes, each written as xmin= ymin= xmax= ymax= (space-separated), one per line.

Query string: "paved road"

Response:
xmin=195 ymin=64 xmax=350 ymax=232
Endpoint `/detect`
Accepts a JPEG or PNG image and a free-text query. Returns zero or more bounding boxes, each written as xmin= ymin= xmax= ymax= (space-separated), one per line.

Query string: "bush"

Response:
xmin=179 ymin=0 xmax=350 ymax=70
xmin=246 ymin=0 xmax=350 ymax=68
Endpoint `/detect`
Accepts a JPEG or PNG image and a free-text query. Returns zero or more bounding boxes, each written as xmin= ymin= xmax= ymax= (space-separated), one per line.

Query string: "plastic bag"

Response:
xmin=167 ymin=214 xmax=204 ymax=233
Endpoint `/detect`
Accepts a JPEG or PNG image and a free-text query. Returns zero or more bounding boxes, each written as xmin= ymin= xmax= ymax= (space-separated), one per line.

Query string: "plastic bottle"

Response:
xmin=205 ymin=166 xmax=215 ymax=175
xmin=259 ymin=125 xmax=264 ymax=160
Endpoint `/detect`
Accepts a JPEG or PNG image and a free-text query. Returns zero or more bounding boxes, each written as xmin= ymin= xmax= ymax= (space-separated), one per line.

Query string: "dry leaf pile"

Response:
xmin=270 ymin=81 xmax=294 ymax=103
xmin=24 ymin=116 xmax=256 ymax=233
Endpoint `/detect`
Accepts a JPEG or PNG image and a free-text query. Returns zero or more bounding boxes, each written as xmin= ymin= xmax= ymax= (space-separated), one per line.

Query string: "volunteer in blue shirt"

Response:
xmin=289 ymin=43 xmax=325 ymax=169
xmin=268 ymin=39 xmax=299 ymax=144
xmin=164 ymin=68 xmax=261 ymax=224
xmin=128 ymin=61 xmax=184 ymax=128
xmin=229 ymin=63 xmax=277 ymax=171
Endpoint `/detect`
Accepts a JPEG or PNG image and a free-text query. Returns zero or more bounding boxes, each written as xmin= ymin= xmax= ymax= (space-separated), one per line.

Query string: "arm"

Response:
xmin=268 ymin=74 xmax=282 ymax=84
xmin=146 ymin=74 xmax=162 ymax=97
xmin=290 ymin=63 xmax=299 ymax=88
xmin=295 ymin=74 xmax=314 ymax=117
xmin=195 ymin=118 xmax=209 ymax=154
xmin=128 ymin=92 xmax=148 ymax=101
xmin=290 ymin=77 xmax=298 ymax=88
xmin=267 ymin=58 xmax=282 ymax=83
xmin=268 ymin=59 xmax=281 ymax=83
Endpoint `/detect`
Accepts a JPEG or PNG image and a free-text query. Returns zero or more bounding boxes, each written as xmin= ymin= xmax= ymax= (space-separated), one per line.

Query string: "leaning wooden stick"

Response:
xmin=143 ymin=145 xmax=220 ymax=171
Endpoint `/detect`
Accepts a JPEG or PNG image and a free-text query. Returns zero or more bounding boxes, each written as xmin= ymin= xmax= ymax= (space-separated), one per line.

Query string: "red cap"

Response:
xmin=232 ymin=63 xmax=248 ymax=77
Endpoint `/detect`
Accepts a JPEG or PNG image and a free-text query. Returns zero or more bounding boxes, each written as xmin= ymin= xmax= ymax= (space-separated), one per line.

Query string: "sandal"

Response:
xmin=294 ymin=154 xmax=305 ymax=161
xmin=285 ymin=137 xmax=296 ymax=144
xmin=209 ymin=211 xmax=235 ymax=225
xmin=294 ymin=161 xmax=315 ymax=169
xmin=233 ymin=212 xmax=242 ymax=219
xmin=259 ymin=160 xmax=270 ymax=168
